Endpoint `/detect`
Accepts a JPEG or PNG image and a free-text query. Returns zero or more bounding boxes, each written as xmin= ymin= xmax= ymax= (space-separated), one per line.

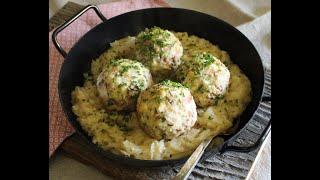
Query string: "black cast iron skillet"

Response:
xmin=52 ymin=5 xmax=271 ymax=167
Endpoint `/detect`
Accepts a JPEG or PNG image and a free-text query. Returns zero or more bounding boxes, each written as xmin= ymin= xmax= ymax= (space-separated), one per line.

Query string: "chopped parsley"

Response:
xmin=201 ymin=53 xmax=216 ymax=66
xmin=119 ymin=125 xmax=132 ymax=132
xmin=196 ymin=84 xmax=205 ymax=93
xmin=110 ymin=59 xmax=122 ymax=66
xmin=184 ymin=83 xmax=191 ymax=89
xmin=137 ymin=27 xmax=174 ymax=59
xmin=120 ymin=65 xmax=131 ymax=74
xmin=213 ymin=95 xmax=225 ymax=106
xmin=120 ymin=64 xmax=139 ymax=75
xmin=186 ymin=52 xmax=217 ymax=75
xmin=83 ymin=73 xmax=93 ymax=81
xmin=155 ymin=39 xmax=167 ymax=47
xmin=161 ymin=117 xmax=166 ymax=122
xmin=160 ymin=80 xmax=186 ymax=88
xmin=108 ymin=112 xmax=118 ymax=121
xmin=139 ymin=45 xmax=155 ymax=59
xmin=118 ymin=83 xmax=126 ymax=88
xmin=131 ymin=79 xmax=145 ymax=90
xmin=139 ymin=27 xmax=171 ymax=45
xmin=155 ymin=96 xmax=162 ymax=103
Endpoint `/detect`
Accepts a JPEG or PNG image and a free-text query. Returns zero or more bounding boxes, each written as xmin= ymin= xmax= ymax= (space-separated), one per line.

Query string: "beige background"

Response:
xmin=49 ymin=0 xmax=271 ymax=24
xmin=49 ymin=0 xmax=271 ymax=179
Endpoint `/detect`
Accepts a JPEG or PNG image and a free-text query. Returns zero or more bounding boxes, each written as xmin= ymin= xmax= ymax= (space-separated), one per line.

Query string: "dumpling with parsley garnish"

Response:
xmin=135 ymin=27 xmax=183 ymax=82
xmin=175 ymin=52 xmax=230 ymax=107
xmin=137 ymin=80 xmax=197 ymax=140
xmin=97 ymin=59 xmax=153 ymax=111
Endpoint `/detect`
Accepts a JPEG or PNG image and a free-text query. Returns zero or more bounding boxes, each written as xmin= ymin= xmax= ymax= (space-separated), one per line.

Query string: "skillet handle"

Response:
xmin=220 ymin=97 xmax=271 ymax=153
xmin=52 ymin=5 xmax=107 ymax=57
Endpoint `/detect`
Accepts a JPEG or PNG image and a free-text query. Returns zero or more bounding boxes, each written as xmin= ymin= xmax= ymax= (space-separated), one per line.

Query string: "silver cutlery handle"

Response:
xmin=172 ymin=137 xmax=213 ymax=180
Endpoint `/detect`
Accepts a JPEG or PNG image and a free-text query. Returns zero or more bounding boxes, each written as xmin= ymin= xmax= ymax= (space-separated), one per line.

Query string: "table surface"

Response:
xmin=49 ymin=1 xmax=271 ymax=179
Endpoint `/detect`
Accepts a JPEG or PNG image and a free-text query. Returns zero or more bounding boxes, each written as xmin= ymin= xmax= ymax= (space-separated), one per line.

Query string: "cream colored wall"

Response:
xmin=49 ymin=0 xmax=271 ymax=26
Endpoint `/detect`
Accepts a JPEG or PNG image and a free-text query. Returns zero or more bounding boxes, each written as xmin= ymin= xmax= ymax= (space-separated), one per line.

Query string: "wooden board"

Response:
xmin=50 ymin=2 xmax=271 ymax=179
